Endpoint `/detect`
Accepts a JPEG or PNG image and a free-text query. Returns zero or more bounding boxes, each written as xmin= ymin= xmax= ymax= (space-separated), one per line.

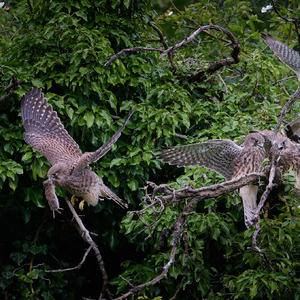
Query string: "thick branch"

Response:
xmin=150 ymin=172 xmax=265 ymax=207
xmin=116 ymin=172 xmax=266 ymax=298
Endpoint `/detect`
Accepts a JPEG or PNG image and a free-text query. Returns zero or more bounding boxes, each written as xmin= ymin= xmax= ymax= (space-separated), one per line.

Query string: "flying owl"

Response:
xmin=21 ymin=87 xmax=134 ymax=216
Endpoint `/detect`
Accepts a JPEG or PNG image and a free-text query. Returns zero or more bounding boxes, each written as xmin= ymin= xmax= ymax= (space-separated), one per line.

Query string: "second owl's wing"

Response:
xmin=71 ymin=107 xmax=135 ymax=174
xmin=261 ymin=33 xmax=300 ymax=79
xmin=282 ymin=116 xmax=300 ymax=143
xmin=21 ymin=87 xmax=82 ymax=165
xmin=157 ymin=139 xmax=243 ymax=181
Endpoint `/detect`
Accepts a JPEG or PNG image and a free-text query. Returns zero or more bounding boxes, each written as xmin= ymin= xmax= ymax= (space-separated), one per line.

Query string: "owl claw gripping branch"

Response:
xmin=21 ymin=87 xmax=134 ymax=217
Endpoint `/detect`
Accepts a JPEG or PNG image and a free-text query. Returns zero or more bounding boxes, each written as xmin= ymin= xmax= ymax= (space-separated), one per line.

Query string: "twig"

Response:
xmin=0 ymin=76 xmax=20 ymax=102
xmin=270 ymin=0 xmax=300 ymax=47
xmin=147 ymin=21 xmax=178 ymax=70
xmin=65 ymin=198 xmax=113 ymax=300
xmin=45 ymin=246 xmax=92 ymax=273
xmin=104 ymin=47 xmax=163 ymax=67
xmin=160 ymin=25 xmax=239 ymax=59
xmin=218 ymin=73 xmax=228 ymax=95
xmin=114 ymin=208 xmax=188 ymax=300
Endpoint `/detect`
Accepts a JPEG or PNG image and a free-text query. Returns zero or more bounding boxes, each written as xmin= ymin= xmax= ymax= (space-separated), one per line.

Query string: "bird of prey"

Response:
xmin=21 ymin=87 xmax=134 ymax=216
xmin=261 ymin=33 xmax=300 ymax=81
xmin=253 ymin=129 xmax=300 ymax=189
xmin=157 ymin=133 xmax=266 ymax=228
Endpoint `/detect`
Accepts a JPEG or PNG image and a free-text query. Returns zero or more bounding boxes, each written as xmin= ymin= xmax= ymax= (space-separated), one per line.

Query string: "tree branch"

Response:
xmin=0 ymin=76 xmax=19 ymax=103
xmin=114 ymin=172 xmax=267 ymax=298
xmin=104 ymin=47 xmax=163 ymax=67
xmin=147 ymin=21 xmax=178 ymax=70
xmin=45 ymin=246 xmax=92 ymax=273
xmin=65 ymin=198 xmax=113 ymax=300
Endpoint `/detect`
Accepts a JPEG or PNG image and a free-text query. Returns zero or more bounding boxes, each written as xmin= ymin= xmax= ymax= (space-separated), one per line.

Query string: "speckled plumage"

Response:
xmin=21 ymin=87 xmax=133 ymax=215
xmin=157 ymin=133 xmax=266 ymax=228
xmin=261 ymin=33 xmax=300 ymax=81
xmin=252 ymin=129 xmax=300 ymax=189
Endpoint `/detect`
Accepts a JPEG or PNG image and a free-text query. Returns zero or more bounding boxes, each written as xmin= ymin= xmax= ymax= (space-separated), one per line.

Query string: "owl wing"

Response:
xmin=21 ymin=87 xmax=82 ymax=165
xmin=282 ymin=116 xmax=300 ymax=143
xmin=261 ymin=33 xmax=300 ymax=79
xmin=71 ymin=107 xmax=135 ymax=174
xmin=157 ymin=139 xmax=243 ymax=181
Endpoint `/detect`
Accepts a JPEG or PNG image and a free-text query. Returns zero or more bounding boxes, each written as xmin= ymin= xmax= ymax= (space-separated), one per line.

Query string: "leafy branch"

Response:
xmin=116 ymin=172 xmax=267 ymax=299
xmin=104 ymin=24 xmax=240 ymax=82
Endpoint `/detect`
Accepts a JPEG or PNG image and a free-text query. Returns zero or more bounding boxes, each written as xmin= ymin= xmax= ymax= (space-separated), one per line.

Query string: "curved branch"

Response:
xmin=147 ymin=21 xmax=178 ymax=70
xmin=45 ymin=246 xmax=92 ymax=273
xmin=160 ymin=25 xmax=239 ymax=59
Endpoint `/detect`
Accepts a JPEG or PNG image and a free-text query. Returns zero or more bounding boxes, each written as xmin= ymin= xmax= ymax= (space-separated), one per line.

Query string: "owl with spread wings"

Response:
xmin=21 ymin=87 xmax=134 ymax=216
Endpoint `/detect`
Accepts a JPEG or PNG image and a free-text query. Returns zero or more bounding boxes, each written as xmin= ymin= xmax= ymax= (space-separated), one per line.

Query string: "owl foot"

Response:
xmin=79 ymin=200 xmax=86 ymax=210
xmin=71 ymin=195 xmax=79 ymax=206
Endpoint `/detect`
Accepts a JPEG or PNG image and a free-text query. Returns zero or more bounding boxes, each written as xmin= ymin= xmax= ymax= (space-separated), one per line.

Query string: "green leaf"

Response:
xmin=22 ymin=152 xmax=33 ymax=162
xmin=84 ymin=111 xmax=95 ymax=128
xmin=27 ymin=269 xmax=39 ymax=279
xmin=128 ymin=178 xmax=138 ymax=191
xmin=110 ymin=158 xmax=124 ymax=168
xmin=9 ymin=177 xmax=18 ymax=191
xmin=123 ymin=0 xmax=131 ymax=8
xmin=249 ymin=284 xmax=258 ymax=298
xmin=106 ymin=90 xmax=117 ymax=112
xmin=75 ymin=10 xmax=88 ymax=21
xmin=31 ymin=78 xmax=43 ymax=87
xmin=211 ymin=227 xmax=220 ymax=240
xmin=10 ymin=252 xmax=27 ymax=266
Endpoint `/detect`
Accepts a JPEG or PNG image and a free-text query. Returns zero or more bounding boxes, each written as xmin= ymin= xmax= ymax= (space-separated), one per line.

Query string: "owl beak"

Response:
xmin=278 ymin=144 xmax=284 ymax=153
xmin=257 ymin=142 xmax=264 ymax=149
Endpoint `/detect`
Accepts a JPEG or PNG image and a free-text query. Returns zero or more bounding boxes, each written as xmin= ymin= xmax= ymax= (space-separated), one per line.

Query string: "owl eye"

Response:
xmin=52 ymin=172 xmax=58 ymax=179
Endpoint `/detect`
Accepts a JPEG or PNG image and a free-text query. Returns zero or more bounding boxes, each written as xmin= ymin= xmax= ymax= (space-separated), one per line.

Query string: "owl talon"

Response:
xmin=52 ymin=207 xmax=63 ymax=219
xmin=79 ymin=200 xmax=85 ymax=210
xmin=71 ymin=195 xmax=79 ymax=206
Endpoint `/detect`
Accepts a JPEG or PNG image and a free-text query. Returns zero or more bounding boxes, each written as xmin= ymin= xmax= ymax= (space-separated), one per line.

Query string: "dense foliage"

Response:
xmin=1 ymin=0 xmax=300 ymax=299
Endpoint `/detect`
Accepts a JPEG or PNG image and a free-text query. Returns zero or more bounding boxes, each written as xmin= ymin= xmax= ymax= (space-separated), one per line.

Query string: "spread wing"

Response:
xmin=21 ymin=87 xmax=82 ymax=165
xmin=282 ymin=116 xmax=300 ymax=143
xmin=71 ymin=107 xmax=135 ymax=174
xmin=157 ymin=139 xmax=243 ymax=180
xmin=261 ymin=33 xmax=300 ymax=80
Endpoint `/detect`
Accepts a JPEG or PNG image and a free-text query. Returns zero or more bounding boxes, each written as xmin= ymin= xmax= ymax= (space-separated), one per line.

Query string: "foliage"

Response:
xmin=0 ymin=0 xmax=300 ymax=299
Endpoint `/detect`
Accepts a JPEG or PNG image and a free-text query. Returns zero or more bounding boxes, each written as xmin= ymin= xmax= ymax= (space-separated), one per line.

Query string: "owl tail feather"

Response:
xmin=101 ymin=185 xmax=128 ymax=209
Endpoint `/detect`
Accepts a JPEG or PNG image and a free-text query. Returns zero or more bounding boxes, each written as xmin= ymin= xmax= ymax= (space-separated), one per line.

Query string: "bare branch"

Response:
xmin=0 ymin=76 xmax=19 ymax=103
xmin=65 ymin=198 xmax=113 ymax=300
xmin=160 ymin=25 xmax=239 ymax=59
xmin=104 ymin=47 xmax=163 ymax=67
xmin=45 ymin=246 xmax=92 ymax=273
xmin=147 ymin=21 xmax=178 ymax=70
xmin=270 ymin=0 xmax=300 ymax=47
